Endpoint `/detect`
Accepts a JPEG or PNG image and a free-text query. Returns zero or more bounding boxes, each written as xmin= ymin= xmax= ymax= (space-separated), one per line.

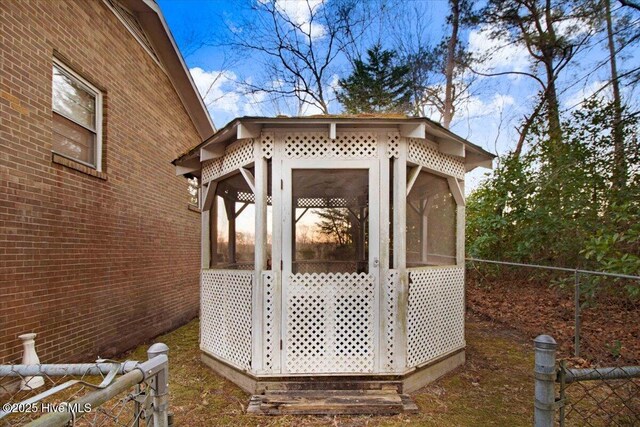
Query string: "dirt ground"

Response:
xmin=125 ymin=315 xmax=534 ymax=426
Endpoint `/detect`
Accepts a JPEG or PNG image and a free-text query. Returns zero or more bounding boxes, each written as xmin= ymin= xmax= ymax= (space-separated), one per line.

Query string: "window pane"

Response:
xmin=292 ymin=169 xmax=369 ymax=274
xmin=52 ymin=113 xmax=96 ymax=165
xmin=52 ymin=64 xmax=96 ymax=129
xmin=406 ymin=169 xmax=457 ymax=267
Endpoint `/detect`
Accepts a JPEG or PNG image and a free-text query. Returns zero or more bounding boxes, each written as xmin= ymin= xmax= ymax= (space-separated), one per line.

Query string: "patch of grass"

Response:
xmin=124 ymin=316 xmax=533 ymax=426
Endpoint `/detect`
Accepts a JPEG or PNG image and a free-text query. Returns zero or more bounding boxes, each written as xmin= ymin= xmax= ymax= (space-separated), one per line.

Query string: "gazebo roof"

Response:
xmin=173 ymin=115 xmax=496 ymax=176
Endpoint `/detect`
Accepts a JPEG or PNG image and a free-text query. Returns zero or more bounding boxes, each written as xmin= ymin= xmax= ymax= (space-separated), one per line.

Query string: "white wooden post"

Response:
xmin=367 ymin=150 xmax=381 ymax=374
xmin=456 ymin=180 xmax=465 ymax=266
xmin=224 ymin=199 xmax=236 ymax=264
xmin=377 ymin=131 xmax=391 ymax=372
xmin=271 ymin=132 xmax=283 ymax=373
xmin=393 ymin=136 xmax=408 ymax=371
xmin=210 ymin=195 xmax=218 ymax=267
xmin=201 ymin=209 xmax=210 ymax=269
xmin=280 ymin=158 xmax=293 ymax=373
xmin=253 ymin=141 xmax=268 ymax=373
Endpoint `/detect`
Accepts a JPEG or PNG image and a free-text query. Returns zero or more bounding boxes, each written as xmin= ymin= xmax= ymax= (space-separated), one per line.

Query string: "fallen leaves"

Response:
xmin=466 ymin=272 xmax=640 ymax=366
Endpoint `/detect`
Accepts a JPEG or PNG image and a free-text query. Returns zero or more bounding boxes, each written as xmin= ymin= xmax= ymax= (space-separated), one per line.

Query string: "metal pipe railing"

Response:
xmin=0 ymin=361 xmax=138 ymax=378
xmin=564 ymin=366 xmax=640 ymax=383
xmin=467 ymin=257 xmax=640 ymax=280
xmin=1 ymin=344 xmax=169 ymax=427
xmin=24 ymin=369 xmax=145 ymax=427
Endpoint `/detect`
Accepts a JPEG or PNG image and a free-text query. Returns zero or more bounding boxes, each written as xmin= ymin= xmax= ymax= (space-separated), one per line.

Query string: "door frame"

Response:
xmin=280 ymin=158 xmax=381 ymax=373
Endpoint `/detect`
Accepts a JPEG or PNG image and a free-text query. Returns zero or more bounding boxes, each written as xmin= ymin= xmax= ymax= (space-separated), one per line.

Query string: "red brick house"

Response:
xmin=0 ymin=0 xmax=214 ymax=363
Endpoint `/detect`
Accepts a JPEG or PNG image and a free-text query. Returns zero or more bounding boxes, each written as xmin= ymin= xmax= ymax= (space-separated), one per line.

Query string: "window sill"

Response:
xmin=188 ymin=204 xmax=201 ymax=213
xmin=52 ymin=153 xmax=107 ymax=180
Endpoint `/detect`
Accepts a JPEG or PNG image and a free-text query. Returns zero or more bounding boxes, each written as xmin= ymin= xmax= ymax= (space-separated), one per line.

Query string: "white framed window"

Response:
xmin=51 ymin=58 xmax=103 ymax=171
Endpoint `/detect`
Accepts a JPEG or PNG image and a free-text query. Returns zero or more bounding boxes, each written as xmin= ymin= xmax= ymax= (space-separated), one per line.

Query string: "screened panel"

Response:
xmin=292 ymin=169 xmax=369 ymax=274
xmin=406 ymin=169 xmax=457 ymax=267
xmin=210 ymin=163 xmax=272 ymax=270
xmin=212 ymin=172 xmax=256 ymax=270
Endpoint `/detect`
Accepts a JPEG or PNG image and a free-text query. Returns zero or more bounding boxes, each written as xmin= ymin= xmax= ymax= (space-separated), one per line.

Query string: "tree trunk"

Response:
xmin=515 ymin=97 xmax=545 ymax=158
xmin=543 ymin=0 xmax=562 ymax=148
xmin=605 ymin=0 xmax=627 ymax=190
xmin=541 ymin=56 xmax=563 ymax=148
xmin=442 ymin=0 xmax=460 ymax=129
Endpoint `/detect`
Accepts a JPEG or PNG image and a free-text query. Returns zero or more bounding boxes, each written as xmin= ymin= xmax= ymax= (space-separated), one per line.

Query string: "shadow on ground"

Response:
xmin=124 ymin=314 xmax=533 ymax=426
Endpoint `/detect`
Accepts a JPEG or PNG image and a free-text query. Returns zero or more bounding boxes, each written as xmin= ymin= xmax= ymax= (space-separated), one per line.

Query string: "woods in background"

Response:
xmin=194 ymin=0 xmax=639 ymax=277
xmin=466 ymin=0 xmax=640 ymax=282
xmin=467 ymin=99 xmax=639 ymax=284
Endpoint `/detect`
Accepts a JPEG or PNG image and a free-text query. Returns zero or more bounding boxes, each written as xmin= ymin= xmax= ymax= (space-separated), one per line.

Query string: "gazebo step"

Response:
xmin=257 ymin=379 xmax=403 ymax=393
xmin=246 ymin=390 xmax=419 ymax=415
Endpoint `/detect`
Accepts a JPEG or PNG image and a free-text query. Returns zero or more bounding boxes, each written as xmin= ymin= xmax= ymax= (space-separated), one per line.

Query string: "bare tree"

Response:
xmin=389 ymin=3 xmax=435 ymax=116
xmin=225 ymin=0 xmax=367 ymax=115
xmin=393 ymin=0 xmax=477 ymax=127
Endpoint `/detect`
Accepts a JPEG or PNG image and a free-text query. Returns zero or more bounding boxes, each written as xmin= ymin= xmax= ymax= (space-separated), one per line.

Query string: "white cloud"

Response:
xmin=191 ymin=67 xmax=273 ymax=125
xmin=271 ymin=0 xmax=326 ymax=39
xmin=244 ymin=90 xmax=268 ymax=116
xmin=555 ymin=17 xmax=589 ymax=39
xmin=190 ymin=67 xmax=242 ymax=117
xmin=191 ymin=65 xmax=343 ymax=123
xmin=468 ymin=25 xmax=530 ymax=75
xmin=462 ymin=93 xmax=516 ymax=119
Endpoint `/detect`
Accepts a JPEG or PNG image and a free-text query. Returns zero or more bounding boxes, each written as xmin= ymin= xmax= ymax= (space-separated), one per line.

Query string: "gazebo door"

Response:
xmin=281 ymin=160 xmax=379 ymax=374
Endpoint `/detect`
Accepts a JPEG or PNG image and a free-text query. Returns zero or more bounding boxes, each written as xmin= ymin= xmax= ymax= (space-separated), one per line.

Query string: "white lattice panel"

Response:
xmin=263 ymin=271 xmax=275 ymax=373
xmin=408 ymin=138 xmax=465 ymax=179
xmin=285 ymin=272 xmax=375 ymax=373
xmin=232 ymin=191 xmax=273 ymax=205
xmin=201 ymin=159 xmax=222 ymax=183
xmin=407 ymin=267 xmax=465 ymax=367
xmin=383 ymin=270 xmax=399 ymax=372
xmin=296 ymin=197 xmax=360 ymax=208
xmin=387 ymin=132 xmax=400 ymax=158
xmin=201 ymin=138 xmax=255 ymax=183
xmin=284 ymin=132 xmax=377 ymax=159
xmin=260 ymin=132 xmax=274 ymax=159
xmin=201 ymin=270 xmax=253 ymax=370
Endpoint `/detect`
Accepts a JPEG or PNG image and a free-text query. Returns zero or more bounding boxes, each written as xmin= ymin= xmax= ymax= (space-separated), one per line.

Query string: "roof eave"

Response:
xmin=173 ymin=117 xmax=495 ymax=175
xmin=122 ymin=0 xmax=215 ymax=140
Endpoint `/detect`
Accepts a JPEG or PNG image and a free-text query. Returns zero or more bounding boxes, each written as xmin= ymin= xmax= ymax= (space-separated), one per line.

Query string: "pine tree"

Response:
xmin=336 ymin=45 xmax=412 ymax=114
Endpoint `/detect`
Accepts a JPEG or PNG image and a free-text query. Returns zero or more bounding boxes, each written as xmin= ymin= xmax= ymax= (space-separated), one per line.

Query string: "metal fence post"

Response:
xmin=534 ymin=335 xmax=558 ymax=427
xmin=147 ymin=343 xmax=169 ymax=427
xmin=574 ymin=271 xmax=581 ymax=357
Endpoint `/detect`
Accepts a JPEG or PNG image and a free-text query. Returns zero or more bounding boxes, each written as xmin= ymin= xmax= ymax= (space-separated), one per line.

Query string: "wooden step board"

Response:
xmin=247 ymin=390 xmax=419 ymax=415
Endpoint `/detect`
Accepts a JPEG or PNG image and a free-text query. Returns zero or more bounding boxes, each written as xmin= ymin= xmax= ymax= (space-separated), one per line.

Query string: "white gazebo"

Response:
xmin=174 ymin=116 xmax=494 ymax=398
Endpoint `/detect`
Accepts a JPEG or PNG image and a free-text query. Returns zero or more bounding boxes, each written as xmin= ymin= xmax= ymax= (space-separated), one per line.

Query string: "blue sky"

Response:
xmin=157 ymin=0 xmax=640 ymax=190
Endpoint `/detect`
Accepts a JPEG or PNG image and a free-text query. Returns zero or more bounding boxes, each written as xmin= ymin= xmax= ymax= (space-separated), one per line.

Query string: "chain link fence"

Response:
xmin=558 ymin=363 xmax=640 ymax=426
xmin=466 ymin=258 xmax=640 ymax=366
xmin=0 ymin=343 xmax=169 ymax=427
xmin=534 ymin=335 xmax=640 ymax=427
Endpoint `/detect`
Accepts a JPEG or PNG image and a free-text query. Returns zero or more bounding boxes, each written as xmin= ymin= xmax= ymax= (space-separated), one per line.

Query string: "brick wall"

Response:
xmin=0 ymin=0 xmax=202 ymax=363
